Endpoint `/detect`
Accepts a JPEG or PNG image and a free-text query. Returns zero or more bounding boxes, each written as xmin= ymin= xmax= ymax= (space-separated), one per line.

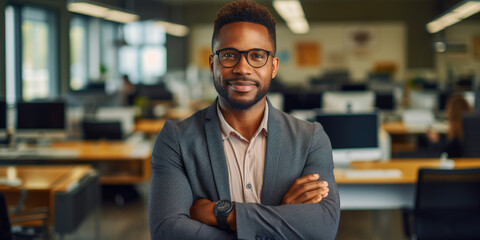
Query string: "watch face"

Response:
xmin=217 ymin=200 xmax=232 ymax=212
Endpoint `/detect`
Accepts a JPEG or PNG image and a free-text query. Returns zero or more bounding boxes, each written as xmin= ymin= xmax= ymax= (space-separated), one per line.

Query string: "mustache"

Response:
xmin=224 ymin=77 xmax=259 ymax=85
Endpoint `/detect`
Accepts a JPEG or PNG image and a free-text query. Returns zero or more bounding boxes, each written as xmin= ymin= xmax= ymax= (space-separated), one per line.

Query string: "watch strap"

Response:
xmin=217 ymin=214 xmax=229 ymax=231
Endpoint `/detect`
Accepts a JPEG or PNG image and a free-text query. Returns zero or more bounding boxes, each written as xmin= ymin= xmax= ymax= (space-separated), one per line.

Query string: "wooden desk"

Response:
xmin=135 ymin=118 xmax=165 ymax=135
xmin=0 ymin=140 xmax=152 ymax=185
xmin=0 ymin=165 xmax=96 ymax=225
xmin=335 ymin=158 xmax=480 ymax=210
xmin=381 ymin=121 xmax=448 ymax=135
xmin=52 ymin=141 xmax=152 ymax=184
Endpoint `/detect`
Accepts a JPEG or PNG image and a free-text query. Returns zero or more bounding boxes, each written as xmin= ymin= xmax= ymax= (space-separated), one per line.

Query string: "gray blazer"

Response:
xmin=149 ymin=99 xmax=340 ymax=240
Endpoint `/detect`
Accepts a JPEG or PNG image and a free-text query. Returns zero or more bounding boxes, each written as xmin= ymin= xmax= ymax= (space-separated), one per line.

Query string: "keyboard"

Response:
xmin=343 ymin=169 xmax=403 ymax=179
xmin=0 ymin=148 xmax=79 ymax=159
xmin=0 ymin=177 xmax=22 ymax=186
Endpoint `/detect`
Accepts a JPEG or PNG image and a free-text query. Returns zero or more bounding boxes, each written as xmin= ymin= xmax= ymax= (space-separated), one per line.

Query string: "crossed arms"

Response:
xmin=149 ymin=120 xmax=340 ymax=239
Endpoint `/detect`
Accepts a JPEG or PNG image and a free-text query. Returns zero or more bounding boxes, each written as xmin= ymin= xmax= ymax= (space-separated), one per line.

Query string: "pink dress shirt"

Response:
xmin=216 ymin=102 xmax=268 ymax=203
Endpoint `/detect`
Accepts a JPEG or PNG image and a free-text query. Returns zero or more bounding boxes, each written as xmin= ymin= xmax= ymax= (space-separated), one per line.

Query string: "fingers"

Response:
xmin=290 ymin=181 xmax=329 ymax=204
xmin=282 ymin=174 xmax=330 ymax=204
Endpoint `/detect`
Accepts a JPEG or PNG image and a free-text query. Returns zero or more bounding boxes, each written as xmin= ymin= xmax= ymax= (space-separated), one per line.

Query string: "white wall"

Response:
xmin=189 ymin=22 xmax=406 ymax=87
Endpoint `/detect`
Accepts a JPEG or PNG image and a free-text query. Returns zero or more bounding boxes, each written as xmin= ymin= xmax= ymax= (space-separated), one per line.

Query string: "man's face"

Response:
xmin=209 ymin=22 xmax=279 ymax=110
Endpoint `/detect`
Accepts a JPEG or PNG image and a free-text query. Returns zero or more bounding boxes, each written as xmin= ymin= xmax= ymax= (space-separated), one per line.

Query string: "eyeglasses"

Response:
xmin=214 ymin=48 xmax=273 ymax=68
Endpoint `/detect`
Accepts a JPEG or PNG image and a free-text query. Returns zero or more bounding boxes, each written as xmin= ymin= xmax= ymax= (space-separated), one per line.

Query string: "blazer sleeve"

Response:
xmin=148 ymin=121 xmax=235 ymax=240
xmin=235 ymin=122 xmax=340 ymax=240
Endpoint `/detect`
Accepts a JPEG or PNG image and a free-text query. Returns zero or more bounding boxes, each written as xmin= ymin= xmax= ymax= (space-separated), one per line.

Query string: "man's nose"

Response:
xmin=232 ymin=53 xmax=251 ymax=75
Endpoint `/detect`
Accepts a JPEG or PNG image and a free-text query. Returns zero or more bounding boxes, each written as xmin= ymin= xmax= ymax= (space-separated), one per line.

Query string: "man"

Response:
xmin=149 ymin=1 xmax=340 ymax=239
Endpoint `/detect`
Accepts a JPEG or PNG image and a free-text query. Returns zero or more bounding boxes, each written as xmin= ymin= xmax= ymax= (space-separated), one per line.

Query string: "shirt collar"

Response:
xmin=217 ymin=101 xmax=269 ymax=141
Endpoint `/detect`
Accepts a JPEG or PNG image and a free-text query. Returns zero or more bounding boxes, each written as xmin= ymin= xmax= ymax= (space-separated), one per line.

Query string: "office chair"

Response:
xmin=462 ymin=113 xmax=480 ymax=157
xmin=0 ymin=192 xmax=49 ymax=240
xmin=403 ymin=168 xmax=480 ymax=240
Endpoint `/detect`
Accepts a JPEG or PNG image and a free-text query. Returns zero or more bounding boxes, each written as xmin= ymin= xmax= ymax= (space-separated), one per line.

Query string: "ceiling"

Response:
xmin=98 ymin=0 xmax=478 ymax=26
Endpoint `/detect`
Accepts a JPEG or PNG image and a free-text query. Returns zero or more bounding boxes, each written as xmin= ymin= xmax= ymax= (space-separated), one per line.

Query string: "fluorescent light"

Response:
xmin=68 ymin=2 xmax=109 ymax=18
xmin=426 ymin=0 xmax=480 ymax=33
xmin=156 ymin=21 xmax=189 ymax=37
xmin=68 ymin=0 xmax=139 ymax=23
xmin=287 ymin=17 xmax=310 ymax=34
xmin=105 ymin=10 xmax=139 ymax=23
xmin=273 ymin=0 xmax=310 ymax=34
xmin=454 ymin=0 xmax=480 ymax=18
xmin=273 ymin=0 xmax=305 ymax=21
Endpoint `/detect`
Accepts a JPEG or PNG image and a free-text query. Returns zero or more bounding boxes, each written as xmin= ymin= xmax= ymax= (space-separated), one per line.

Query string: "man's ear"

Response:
xmin=271 ymin=56 xmax=279 ymax=79
xmin=209 ymin=54 xmax=214 ymax=76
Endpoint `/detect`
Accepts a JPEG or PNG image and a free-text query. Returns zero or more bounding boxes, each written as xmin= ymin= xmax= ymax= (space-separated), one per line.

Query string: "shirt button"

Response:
xmin=246 ymin=183 xmax=252 ymax=189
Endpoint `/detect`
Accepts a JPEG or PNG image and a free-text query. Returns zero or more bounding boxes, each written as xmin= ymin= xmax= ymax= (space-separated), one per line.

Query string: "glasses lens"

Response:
xmin=219 ymin=49 xmax=239 ymax=67
xmin=247 ymin=50 xmax=269 ymax=67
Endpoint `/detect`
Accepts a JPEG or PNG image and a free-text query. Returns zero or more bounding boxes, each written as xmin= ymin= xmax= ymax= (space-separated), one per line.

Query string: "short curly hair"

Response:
xmin=212 ymin=0 xmax=276 ymax=54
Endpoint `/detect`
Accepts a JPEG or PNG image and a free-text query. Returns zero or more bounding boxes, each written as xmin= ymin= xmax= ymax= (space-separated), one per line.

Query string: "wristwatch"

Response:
xmin=214 ymin=199 xmax=233 ymax=231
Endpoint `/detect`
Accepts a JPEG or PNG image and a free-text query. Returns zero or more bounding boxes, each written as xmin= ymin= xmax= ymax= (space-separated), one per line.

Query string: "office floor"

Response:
xmin=58 ymin=183 xmax=408 ymax=240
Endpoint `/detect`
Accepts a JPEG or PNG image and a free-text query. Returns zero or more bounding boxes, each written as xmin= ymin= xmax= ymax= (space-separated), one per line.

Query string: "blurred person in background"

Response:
xmin=121 ymin=74 xmax=136 ymax=106
xmin=427 ymin=94 xmax=473 ymax=157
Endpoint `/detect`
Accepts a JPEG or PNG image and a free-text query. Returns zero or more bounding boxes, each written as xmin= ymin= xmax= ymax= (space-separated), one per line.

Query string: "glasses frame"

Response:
xmin=214 ymin=48 xmax=273 ymax=68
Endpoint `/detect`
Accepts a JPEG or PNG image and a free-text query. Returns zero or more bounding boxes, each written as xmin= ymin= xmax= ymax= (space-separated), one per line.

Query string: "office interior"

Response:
xmin=0 ymin=0 xmax=480 ymax=239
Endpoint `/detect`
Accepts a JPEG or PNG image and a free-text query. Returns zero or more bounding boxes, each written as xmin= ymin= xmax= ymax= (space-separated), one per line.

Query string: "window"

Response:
xmin=70 ymin=15 xmax=88 ymax=90
xmin=69 ymin=15 xmax=121 ymax=91
xmin=120 ymin=21 xmax=166 ymax=84
xmin=5 ymin=5 xmax=58 ymax=102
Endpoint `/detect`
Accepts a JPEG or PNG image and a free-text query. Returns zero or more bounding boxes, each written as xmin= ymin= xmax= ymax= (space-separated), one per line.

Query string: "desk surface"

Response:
xmin=382 ymin=121 xmax=448 ymax=135
xmin=0 ymin=141 xmax=152 ymax=185
xmin=135 ymin=119 xmax=165 ymax=135
xmin=0 ymin=165 xmax=91 ymax=191
xmin=0 ymin=165 xmax=94 ymax=224
xmin=335 ymin=158 xmax=480 ymax=184
xmin=51 ymin=140 xmax=151 ymax=161
xmin=335 ymin=158 xmax=480 ymax=210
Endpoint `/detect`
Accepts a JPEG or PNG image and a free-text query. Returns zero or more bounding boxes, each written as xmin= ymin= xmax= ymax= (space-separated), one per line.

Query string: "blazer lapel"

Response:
xmin=204 ymin=100 xmax=231 ymax=200
xmin=261 ymin=99 xmax=281 ymax=204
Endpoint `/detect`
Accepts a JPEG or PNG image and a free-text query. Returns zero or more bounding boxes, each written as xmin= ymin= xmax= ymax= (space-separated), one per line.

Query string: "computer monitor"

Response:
xmin=95 ymin=107 xmax=135 ymax=138
xmin=409 ymin=90 xmax=437 ymax=110
xmin=82 ymin=120 xmax=123 ymax=140
xmin=315 ymin=112 xmax=382 ymax=166
xmin=16 ymin=100 xmax=67 ymax=139
xmin=341 ymin=83 xmax=368 ymax=91
xmin=375 ymin=92 xmax=395 ymax=110
xmin=475 ymin=91 xmax=480 ymax=112
xmin=438 ymin=91 xmax=476 ymax=111
xmin=322 ymin=91 xmax=375 ymax=112
xmin=0 ymin=100 xmax=7 ymax=139
xmin=438 ymin=91 xmax=452 ymax=111
xmin=283 ymin=92 xmax=322 ymax=113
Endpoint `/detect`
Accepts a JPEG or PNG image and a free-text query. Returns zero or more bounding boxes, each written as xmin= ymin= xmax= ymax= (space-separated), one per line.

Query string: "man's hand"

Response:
xmin=282 ymin=174 xmax=329 ymax=204
xmin=190 ymin=199 xmax=216 ymax=226
xmin=190 ymin=199 xmax=237 ymax=231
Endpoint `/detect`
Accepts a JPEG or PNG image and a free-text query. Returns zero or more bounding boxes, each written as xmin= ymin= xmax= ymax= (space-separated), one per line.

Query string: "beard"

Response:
xmin=213 ymin=74 xmax=270 ymax=110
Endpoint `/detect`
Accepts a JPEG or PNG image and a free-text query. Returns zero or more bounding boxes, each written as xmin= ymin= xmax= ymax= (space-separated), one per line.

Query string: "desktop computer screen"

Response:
xmin=375 ymin=92 xmax=395 ymax=110
xmin=82 ymin=120 xmax=123 ymax=140
xmin=409 ymin=90 xmax=437 ymax=110
xmin=341 ymin=83 xmax=368 ymax=91
xmin=322 ymin=91 xmax=375 ymax=112
xmin=16 ymin=100 xmax=66 ymax=139
xmin=283 ymin=92 xmax=322 ymax=113
xmin=438 ymin=91 xmax=476 ymax=111
xmin=315 ymin=112 xmax=382 ymax=165
xmin=438 ymin=91 xmax=452 ymax=111
xmin=0 ymin=100 xmax=6 ymax=139
xmin=0 ymin=100 xmax=6 ymax=130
